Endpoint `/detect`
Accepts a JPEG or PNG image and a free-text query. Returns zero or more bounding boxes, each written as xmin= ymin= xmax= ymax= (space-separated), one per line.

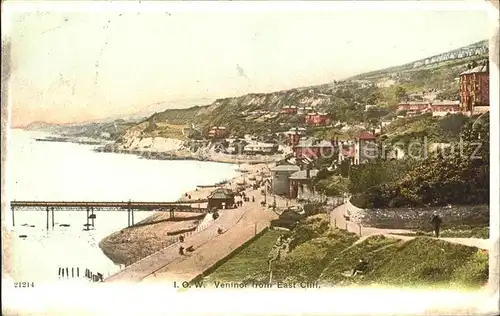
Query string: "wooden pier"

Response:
xmin=10 ymin=200 xmax=208 ymax=229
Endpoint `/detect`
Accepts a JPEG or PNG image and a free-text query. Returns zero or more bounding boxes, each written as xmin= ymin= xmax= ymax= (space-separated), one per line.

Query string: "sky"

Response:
xmin=2 ymin=1 xmax=494 ymax=127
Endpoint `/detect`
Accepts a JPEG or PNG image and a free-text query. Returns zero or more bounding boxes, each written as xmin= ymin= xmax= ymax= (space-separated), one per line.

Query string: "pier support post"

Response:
xmin=127 ymin=200 xmax=132 ymax=227
xmin=11 ymin=205 xmax=15 ymax=227
xmin=46 ymin=207 xmax=49 ymax=231
xmin=51 ymin=207 xmax=55 ymax=229
xmin=86 ymin=207 xmax=90 ymax=229
xmin=131 ymin=208 xmax=134 ymax=226
xmin=91 ymin=207 xmax=95 ymax=228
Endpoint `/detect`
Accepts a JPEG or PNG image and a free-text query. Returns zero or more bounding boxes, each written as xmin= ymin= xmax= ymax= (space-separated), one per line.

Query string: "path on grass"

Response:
xmin=330 ymin=204 xmax=489 ymax=250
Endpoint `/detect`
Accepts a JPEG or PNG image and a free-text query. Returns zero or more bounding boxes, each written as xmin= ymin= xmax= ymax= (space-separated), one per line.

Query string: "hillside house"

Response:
xmin=338 ymin=141 xmax=355 ymax=164
xmin=284 ymin=127 xmax=306 ymax=146
xmin=354 ymin=132 xmax=378 ymax=165
xmin=243 ymin=142 xmax=278 ymax=155
xmin=289 ymin=168 xmax=319 ymax=199
xmin=297 ymin=106 xmax=314 ymax=115
xmin=305 ymin=112 xmax=331 ymax=126
xmin=294 ymin=138 xmax=335 ymax=164
xmin=280 ymin=105 xmax=298 ymax=115
xmin=459 ymin=62 xmax=490 ymax=116
xmin=270 ymin=164 xmax=301 ymax=196
xmin=364 ymin=104 xmax=377 ymax=111
xmin=397 ymin=101 xmax=431 ymax=114
xmin=431 ymin=101 xmax=460 ymax=116
xmin=208 ymin=126 xmax=228 ymax=139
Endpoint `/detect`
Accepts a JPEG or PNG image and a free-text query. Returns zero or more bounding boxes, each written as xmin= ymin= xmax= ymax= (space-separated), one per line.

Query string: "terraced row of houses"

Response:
xmin=412 ymin=45 xmax=487 ymax=68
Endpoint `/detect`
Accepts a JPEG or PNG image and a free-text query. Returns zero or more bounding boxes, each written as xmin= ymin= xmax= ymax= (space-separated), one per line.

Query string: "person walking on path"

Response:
xmin=430 ymin=212 xmax=442 ymax=238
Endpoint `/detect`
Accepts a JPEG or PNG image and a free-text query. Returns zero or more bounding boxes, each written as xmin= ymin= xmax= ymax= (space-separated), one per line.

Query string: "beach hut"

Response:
xmin=207 ymin=188 xmax=235 ymax=209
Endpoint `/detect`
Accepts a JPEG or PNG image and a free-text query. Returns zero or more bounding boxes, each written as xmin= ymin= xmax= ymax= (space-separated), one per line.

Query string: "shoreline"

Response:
xmin=99 ymin=159 xmax=274 ymax=267
xmin=94 ymin=143 xmax=286 ymax=165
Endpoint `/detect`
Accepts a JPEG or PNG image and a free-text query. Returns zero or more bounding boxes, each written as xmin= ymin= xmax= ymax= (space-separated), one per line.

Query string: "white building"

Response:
xmin=243 ymin=142 xmax=278 ymax=155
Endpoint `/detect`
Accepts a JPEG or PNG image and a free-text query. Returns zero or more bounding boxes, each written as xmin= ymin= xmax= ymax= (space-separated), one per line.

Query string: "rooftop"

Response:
xmin=312 ymin=140 xmax=334 ymax=148
xmin=208 ymin=188 xmax=234 ymax=199
xmin=271 ymin=164 xmax=301 ymax=172
xmin=357 ymin=132 xmax=377 ymax=140
xmin=460 ymin=64 xmax=489 ymax=75
xmin=432 ymin=100 xmax=460 ymax=106
xmin=289 ymin=169 xmax=319 ymax=180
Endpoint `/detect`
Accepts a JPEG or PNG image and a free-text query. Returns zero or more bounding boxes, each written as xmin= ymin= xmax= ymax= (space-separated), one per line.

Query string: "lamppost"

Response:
xmin=471 ymin=110 xmax=489 ymax=140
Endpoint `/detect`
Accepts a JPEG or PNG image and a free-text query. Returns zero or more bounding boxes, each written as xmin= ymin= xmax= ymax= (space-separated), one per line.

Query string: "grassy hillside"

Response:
xmin=204 ymin=216 xmax=488 ymax=290
xmin=121 ymin=39 xmax=487 ymax=139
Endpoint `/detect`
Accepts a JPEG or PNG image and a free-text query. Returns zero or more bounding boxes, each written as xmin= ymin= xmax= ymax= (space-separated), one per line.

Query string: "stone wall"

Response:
xmin=347 ymin=202 xmax=489 ymax=230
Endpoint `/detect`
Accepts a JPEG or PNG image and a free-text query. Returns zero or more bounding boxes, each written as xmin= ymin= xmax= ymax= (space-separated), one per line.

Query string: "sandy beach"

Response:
xmin=177 ymin=162 xmax=272 ymax=202
xmin=99 ymin=162 xmax=275 ymax=267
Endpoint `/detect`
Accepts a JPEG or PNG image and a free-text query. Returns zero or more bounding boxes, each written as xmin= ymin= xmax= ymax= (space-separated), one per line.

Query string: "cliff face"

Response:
xmin=118 ymin=122 xmax=185 ymax=152
xmin=118 ymin=39 xmax=488 ymax=142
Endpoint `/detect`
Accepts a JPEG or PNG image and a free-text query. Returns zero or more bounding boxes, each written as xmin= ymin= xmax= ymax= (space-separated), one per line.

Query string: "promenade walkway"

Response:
xmin=330 ymin=203 xmax=490 ymax=250
xmin=106 ymin=185 xmax=288 ymax=283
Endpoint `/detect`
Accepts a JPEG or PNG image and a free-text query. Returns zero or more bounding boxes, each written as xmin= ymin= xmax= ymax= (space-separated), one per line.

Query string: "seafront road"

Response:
xmin=106 ymin=184 xmax=288 ymax=283
xmin=330 ymin=203 xmax=490 ymax=250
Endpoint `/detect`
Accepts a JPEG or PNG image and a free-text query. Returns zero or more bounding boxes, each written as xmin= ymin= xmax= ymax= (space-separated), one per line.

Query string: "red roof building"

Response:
xmin=459 ymin=62 xmax=489 ymax=116
xmin=430 ymin=101 xmax=460 ymax=116
xmin=357 ymin=131 xmax=377 ymax=141
xmin=280 ymin=105 xmax=298 ymax=114
xmin=305 ymin=112 xmax=331 ymax=126
xmin=397 ymin=102 xmax=431 ymax=113
xmin=355 ymin=132 xmax=378 ymax=165
xmin=294 ymin=139 xmax=335 ymax=162
xmin=207 ymin=126 xmax=228 ymax=139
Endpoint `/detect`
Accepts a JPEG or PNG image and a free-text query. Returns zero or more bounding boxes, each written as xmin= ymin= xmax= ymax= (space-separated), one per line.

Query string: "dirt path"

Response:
xmin=331 ymin=204 xmax=489 ymax=250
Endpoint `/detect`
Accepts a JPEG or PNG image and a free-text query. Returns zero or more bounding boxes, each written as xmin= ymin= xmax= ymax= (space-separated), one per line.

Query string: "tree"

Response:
xmin=364 ymin=106 xmax=391 ymax=127
xmin=359 ymin=113 xmax=489 ymax=208
xmin=439 ymin=114 xmax=470 ymax=140
xmin=394 ymin=86 xmax=407 ymax=101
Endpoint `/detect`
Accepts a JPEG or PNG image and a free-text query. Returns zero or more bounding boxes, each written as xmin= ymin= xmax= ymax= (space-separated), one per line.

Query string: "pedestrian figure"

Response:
xmin=188 ymin=194 xmax=191 ymax=199
xmin=351 ymin=259 xmax=368 ymax=277
xmin=179 ymin=235 xmax=184 ymax=243
xmin=252 ymin=196 xmax=255 ymax=202
xmin=430 ymin=212 xmax=442 ymax=238
xmin=179 ymin=246 xmax=185 ymax=255
xmin=217 ymin=227 xmax=223 ymax=234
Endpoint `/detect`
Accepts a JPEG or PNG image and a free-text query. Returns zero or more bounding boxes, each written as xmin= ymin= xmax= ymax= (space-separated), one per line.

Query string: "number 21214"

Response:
xmin=14 ymin=282 xmax=35 ymax=288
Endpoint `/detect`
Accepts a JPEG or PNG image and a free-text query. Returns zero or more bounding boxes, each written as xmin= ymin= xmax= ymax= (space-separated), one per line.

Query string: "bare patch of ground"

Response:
xmin=99 ymin=212 xmax=204 ymax=266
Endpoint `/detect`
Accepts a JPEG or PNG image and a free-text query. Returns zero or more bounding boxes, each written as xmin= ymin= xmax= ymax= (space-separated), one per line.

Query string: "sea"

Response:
xmin=4 ymin=129 xmax=239 ymax=283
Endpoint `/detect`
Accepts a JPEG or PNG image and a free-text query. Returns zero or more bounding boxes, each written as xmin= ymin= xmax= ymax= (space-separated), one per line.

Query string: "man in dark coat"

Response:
xmin=430 ymin=212 xmax=442 ymax=238
xmin=351 ymin=259 xmax=368 ymax=277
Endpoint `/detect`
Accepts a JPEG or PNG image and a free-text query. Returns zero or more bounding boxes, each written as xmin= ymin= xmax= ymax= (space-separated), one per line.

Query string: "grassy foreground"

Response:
xmin=204 ymin=215 xmax=488 ymax=289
